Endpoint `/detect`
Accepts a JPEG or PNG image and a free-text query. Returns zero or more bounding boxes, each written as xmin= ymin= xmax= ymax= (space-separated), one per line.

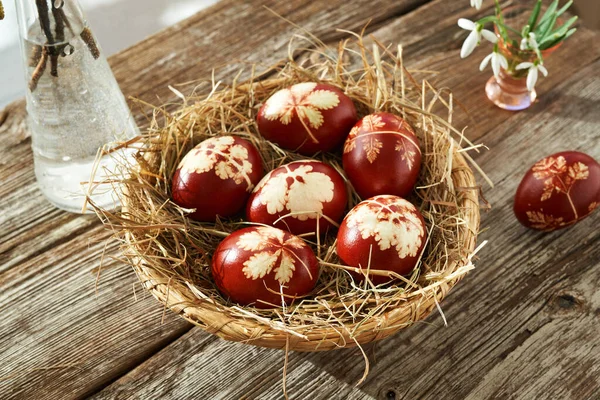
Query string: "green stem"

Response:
xmin=505 ymin=26 xmax=522 ymax=36
xmin=476 ymin=15 xmax=498 ymax=26
xmin=493 ymin=0 xmax=513 ymax=46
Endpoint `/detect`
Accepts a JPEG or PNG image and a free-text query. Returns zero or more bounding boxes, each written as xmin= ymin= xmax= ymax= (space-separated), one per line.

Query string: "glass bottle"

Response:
xmin=14 ymin=0 xmax=139 ymax=213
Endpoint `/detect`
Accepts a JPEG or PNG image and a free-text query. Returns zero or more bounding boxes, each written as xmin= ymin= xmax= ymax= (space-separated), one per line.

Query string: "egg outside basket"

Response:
xmin=97 ymin=33 xmax=485 ymax=354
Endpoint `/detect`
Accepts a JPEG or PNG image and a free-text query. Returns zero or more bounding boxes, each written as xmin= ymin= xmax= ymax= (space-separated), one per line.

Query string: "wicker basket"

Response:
xmin=113 ymin=38 xmax=481 ymax=353
xmin=125 ymin=149 xmax=478 ymax=352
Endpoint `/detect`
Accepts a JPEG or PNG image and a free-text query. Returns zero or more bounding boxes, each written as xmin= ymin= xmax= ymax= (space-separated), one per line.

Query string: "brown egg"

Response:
xmin=343 ymin=112 xmax=421 ymax=199
xmin=171 ymin=136 xmax=263 ymax=221
xmin=514 ymin=151 xmax=600 ymax=231
xmin=246 ymin=160 xmax=348 ymax=236
xmin=336 ymin=195 xmax=427 ymax=285
xmin=211 ymin=226 xmax=319 ymax=308
xmin=256 ymin=82 xmax=357 ymax=155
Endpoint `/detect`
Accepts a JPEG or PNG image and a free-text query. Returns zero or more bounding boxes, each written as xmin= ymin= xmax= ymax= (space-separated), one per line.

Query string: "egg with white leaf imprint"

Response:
xmin=343 ymin=112 xmax=421 ymax=199
xmin=246 ymin=160 xmax=348 ymax=236
xmin=336 ymin=195 xmax=427 ymax=284
xmin=171 ymin=135 xmax=263 ymax=222
xmin=256 ymin=82 xmax=357 ymax=155
xmin=211 ymin=226 xmax=319 ymax=308
xmin=514 ymin=151 xmax=600 ymax=232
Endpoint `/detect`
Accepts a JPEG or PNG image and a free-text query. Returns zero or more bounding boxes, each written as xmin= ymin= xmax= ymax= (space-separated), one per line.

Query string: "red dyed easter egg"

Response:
xmin=211 ymin=226 xmax=320 ymax=308
xmin=337 ymin=195 xmax=427 ymax=285
xmin=247 ymin=160 xmax=348 ymax=236
xmin=256 ymin=82 xmax=357 ymax=155
xmin=171 ymin=135 xmax=263 ymax=221
xmin=343 ymin=112 xmax=421 ymax=199
xmin=514 ymin=151 xmax=600 ymax=231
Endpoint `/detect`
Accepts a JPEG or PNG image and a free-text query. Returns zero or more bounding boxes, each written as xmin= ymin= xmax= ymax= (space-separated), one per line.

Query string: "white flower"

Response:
xmin=479 ymin=50 xmax=508 ymax=78
xmin=516 ymin=62 xmax=548 ymax=91
xmin=458 ymin=19 xmax=497 ymax=58
xmin=470 ymin=0 xmax=483 ymax=10
xmin=520 ymin=32 xmax=539 ymax=51
xmin=519 ymin=38 xmax=527 ymax=50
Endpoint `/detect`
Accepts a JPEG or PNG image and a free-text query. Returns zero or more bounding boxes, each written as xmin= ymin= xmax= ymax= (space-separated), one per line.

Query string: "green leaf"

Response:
xmin=528 ymin=0 xmax=543 ymax=31
xmin=538 ymin=34 xmax=563 ymax=50
xmin=536 ymin=12 xmax=558 ymax=40
xmin=540 ymin=0 xmax=559 ymax=19
xmin=550 ymin=16 xmax=578 ymax=37
xmin=556 ymin=0 xmax=573 ymax=17
xmin=536 ymin=0 xmax=559 ymax=30
xmin=538 ymin=15 xmax=577 ymax=46
xmin=563 ymin=27 xmax=577 ymax=40
xmin=539 ymin=27 xmax=577 ymax=50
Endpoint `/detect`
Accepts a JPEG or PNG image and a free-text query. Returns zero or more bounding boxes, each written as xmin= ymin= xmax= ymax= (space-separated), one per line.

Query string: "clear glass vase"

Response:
xmin=15 ymin=0 xmax=139 ymax=213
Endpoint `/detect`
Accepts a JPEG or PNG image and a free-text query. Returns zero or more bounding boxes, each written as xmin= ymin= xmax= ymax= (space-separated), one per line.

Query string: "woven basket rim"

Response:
xmin=121 ymin=78 xmax=481 ymax=352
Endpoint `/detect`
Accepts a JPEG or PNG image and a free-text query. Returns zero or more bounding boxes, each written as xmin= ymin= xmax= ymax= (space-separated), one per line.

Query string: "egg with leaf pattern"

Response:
xmin=336 ymin=195 xmax=427 ymax=285
xmin=343 ymin=112 xmax=421 ymax=199
xmin=246 ymin=160 xmax=348 ymax=236
xmin=514 ymin=151 xmax=600 ymax=232
xmin=256 ymin=82 xmax=357 ymax=155
xmin=211 ymin=226 xmax=319 ymax=308
xmin=171 ymin=135 xmax=263 ymax=222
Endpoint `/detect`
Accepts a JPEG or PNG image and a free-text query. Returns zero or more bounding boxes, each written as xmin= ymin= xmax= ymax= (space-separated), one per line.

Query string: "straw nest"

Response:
xmin=94 ymin=31 xmax=485 ymax=355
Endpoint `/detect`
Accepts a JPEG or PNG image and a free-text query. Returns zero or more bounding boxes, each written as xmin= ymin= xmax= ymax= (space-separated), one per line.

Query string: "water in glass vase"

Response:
xmin=22 ymin=24 xmax=139 ymax=213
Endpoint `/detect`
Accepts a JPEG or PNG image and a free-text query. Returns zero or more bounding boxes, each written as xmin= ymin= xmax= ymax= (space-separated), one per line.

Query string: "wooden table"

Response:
xmin=1 ymin=1 xmax=599 ymax=398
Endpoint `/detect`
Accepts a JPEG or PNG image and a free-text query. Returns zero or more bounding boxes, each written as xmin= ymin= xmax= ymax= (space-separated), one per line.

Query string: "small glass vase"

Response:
xmin=14 ymin=0 xmax=139 ymax=213
xmin=484 ymin=6 xmax=561 ymax=111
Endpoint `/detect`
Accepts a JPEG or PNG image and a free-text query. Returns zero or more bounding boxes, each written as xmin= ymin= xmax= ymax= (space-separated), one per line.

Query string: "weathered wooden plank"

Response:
xmin=0 ymin=226 xmax=192 ymax=399
xmin=0 ymin=0 xmax=440 ymax=398
xmin=90 ymin=329 xmax=374 ymax=400
xmin=90 ymin=4 xmax=600 ymax=400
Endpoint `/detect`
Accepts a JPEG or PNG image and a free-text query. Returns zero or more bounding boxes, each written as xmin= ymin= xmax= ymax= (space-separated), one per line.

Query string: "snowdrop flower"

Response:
xmin=470 ymin=0 xmax=483 ymax=10
xmin=458 ymin=18 xmax=497 ymax=58
xmin=480 ymin=50 xmax=508 ymax=78
xmin=516 ymin=62 xmax=548 ymax=91
xmin=520 ymin=32 xmax=539 ymax=51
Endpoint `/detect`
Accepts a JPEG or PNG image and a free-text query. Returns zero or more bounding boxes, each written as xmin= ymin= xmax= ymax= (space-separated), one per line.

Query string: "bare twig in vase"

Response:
xmin=52 ymin=5 xmax=65 ymax=42
xmin=49 ymin=53 xmax=59 ymax=76
xmin=29 ymin=44 xmax=44 ymax=67
xmin=25 ymin=0 xmax=101 ymax=91
xmin=49 ymin=3 xmax=67 ymax=77
xmin=31 ymin=0 xmax=57 ymax=83
xmin=29 ymin=47 xmax=49 ymax=91
xmin=81 ymin=27 xmax=100 ymax=59
xmin=36 ymin=0 xmax=55 ymax=44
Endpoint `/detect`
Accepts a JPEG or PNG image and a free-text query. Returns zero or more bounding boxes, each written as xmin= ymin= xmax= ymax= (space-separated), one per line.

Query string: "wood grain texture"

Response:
xmin=0 ymin=0 xmax=435 ymax=398
xmin=91 ymin=1 xmax=600 ymax=399
xmin=1 ymin=0 xmax=599 ymax=398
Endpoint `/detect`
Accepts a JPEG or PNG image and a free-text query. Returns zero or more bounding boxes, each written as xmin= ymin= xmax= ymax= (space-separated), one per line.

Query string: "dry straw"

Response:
xmin=93 ymin=30 xmax=486 ymax=363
